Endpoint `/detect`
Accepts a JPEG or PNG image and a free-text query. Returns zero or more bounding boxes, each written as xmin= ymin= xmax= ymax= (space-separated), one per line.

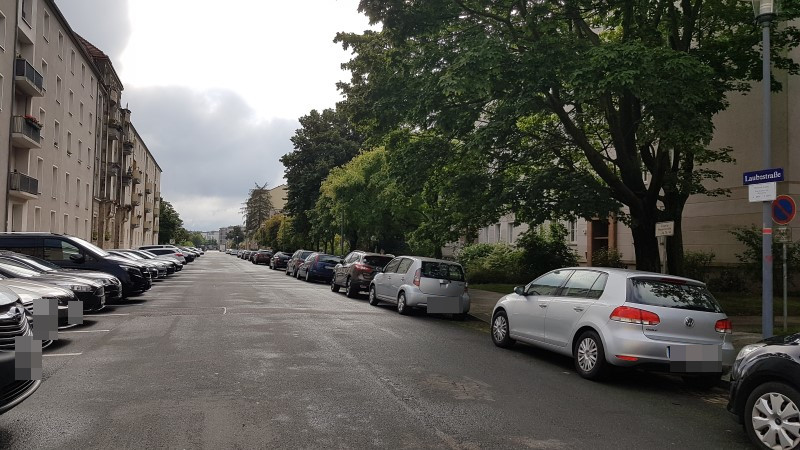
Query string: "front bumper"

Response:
xmin=75 ymin=287 xmax=105 ymax=311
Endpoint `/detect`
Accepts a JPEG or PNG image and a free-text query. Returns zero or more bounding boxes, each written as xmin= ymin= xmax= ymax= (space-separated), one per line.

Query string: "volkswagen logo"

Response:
xmin=685 ymin=317 xmax=695 ymax=328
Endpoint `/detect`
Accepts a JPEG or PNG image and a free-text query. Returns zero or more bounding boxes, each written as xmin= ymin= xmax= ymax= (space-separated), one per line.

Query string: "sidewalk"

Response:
xmin=468 ymin=289 xmax=768 ymax=352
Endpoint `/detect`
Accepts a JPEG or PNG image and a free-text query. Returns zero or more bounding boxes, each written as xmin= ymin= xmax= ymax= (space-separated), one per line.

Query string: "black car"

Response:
xmin=126 ymin=250 xmax=180 ymax=274
xmin=0 ymin=259 xmax=105 ymax=311
xmin=270 ymin=252 xmax=290 ymax=270
xmin=727 ymin=333 xmax=800 ymax=450
xmin=0 ymin=286 xmax=41 ymax=414
xmin=0 ymin=233 xmax=151 ymax=297
xmin=0 ymin=250 xmax=123 ymax=300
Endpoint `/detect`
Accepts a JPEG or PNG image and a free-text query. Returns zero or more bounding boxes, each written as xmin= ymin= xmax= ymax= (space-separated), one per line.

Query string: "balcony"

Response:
xmin=109 ymin=162 xmax=120 ymax=176
xmin=145 ymin=184 xmax=153 ymax=194
xmin=108 ymin=127 xmax=119 ymax=141
xmin=11 ymin=116 xmax=42 ymax=149
xmin=131 ymin=199 xmax=141 ymax=207
xmin=144 ymin=207 xmax=152 ymax=214
xmin=109 ymin=88 xmax=120 ymax=105
xmin=143 ymin=222 xmax=151 ymax=231
xmin=14 ymin=59 xmax=44 ymax=97
xmin=132 ymin=176 xmax=141 ymax=185
xmin=8 ymin=172 xmax=38 ymax=200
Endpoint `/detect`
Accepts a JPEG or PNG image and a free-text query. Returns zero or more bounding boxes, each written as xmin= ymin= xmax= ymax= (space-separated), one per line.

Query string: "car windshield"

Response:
xmin=628 ymin=278 xmax=723 ymax=313
xmin=421 ymin=261 xmax=466 ymax=282
xmin=364 ymin=256 xmax=393 ymax=267
xmin=299 ymin=251 xmax=313 ymax=259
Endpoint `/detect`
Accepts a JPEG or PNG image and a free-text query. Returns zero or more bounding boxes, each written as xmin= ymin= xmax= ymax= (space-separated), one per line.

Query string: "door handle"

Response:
xmin=574 ymin=307 xmax=584 ymax=312
xmin=539 ymin=304 xmax=547 ymax=308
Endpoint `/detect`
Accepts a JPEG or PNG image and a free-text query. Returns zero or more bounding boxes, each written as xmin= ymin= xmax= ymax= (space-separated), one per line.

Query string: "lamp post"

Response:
xmin=752 ymin=0 xmax=777 ymax=338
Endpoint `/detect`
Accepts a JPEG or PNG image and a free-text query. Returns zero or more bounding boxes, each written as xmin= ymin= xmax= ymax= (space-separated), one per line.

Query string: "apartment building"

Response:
xmin=5 ymin=0 xmax=100 ymax=239
xmin=119 ymin=111 xmax=161 ymax=249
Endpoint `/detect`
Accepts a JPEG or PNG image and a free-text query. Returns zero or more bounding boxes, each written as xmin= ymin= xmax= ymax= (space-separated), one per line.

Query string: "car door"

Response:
xmin=515 ymin=270 xmax=573 ymax=342
xmin=544 ymin=270 xmax=607 ymax=348
xmin=376 ymin=258 xmax=401 ymax=299
xmin=338 ymin=252 xmax=356 ymax=285
xmin=42 ymin=238 xmax=95 ymax=270
xmin=391 ymin=258 xmax=414 ymax=298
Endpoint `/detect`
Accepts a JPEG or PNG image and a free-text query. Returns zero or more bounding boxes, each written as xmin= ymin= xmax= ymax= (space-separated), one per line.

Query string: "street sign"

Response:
xmin=169 ymin=239 xmax=175 ymax=244
xmin=775 ymin=227 xmax=792 ymax=244
xmin=772 ymin=195 xmax=796 ymax=225
xmin=749 ymin=182 xmax=777 ymax=202
xmin=655 ymin=221 xmax=675 ymax=237
xmin=743 ymin=168 xmax=783 ymax=185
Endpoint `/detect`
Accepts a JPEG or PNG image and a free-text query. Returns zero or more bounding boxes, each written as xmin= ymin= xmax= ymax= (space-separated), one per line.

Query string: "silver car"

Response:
xmin=491 ymin=268 xmax=735 ymax=387
xmin=368 ymin=256 xmax=470 ymax=319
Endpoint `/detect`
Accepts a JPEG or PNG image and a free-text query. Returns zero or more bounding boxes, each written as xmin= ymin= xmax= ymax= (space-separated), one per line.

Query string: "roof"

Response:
xmin=76 ymin=34 xmax=110 ymax=61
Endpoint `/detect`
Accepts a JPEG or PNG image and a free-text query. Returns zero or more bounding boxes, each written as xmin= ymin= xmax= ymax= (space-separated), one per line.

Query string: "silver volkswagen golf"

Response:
xmin=491 ymin=268 xmax=736 ymax=387
xmin=368 ymin=256 xmax=470 ymax=319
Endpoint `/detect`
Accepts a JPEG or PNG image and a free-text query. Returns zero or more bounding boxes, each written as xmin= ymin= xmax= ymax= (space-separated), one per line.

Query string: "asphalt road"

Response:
xmin=0 ymin=252 xmax=754 ymax=449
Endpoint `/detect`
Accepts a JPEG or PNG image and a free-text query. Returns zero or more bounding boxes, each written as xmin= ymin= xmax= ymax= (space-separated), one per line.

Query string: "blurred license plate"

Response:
xmin=668 ymin=345 xmax=722 ymax=373
xmin=427 ymin=297 xmax=459 ymax=314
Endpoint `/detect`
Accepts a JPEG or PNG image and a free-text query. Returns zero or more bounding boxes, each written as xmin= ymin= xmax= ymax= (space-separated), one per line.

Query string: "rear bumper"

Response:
xmin=405 ymin=289 xmax=470 ymax=314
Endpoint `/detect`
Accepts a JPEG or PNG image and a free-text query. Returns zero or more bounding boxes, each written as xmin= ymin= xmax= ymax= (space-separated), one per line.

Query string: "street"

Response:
xmin=0 ymin=252 xmax=753 ymax=449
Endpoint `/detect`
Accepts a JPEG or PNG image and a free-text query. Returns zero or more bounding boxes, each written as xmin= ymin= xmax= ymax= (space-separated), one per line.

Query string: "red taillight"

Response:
xmin=610 ymin=306 xmax=660 ymax=326
xmin=354 ymin=263 xmax=372 ymax=272
xmin=615 ymin=355 xmax=639 ymax=361
xmin=715 ymin=318 xmax=733 ymax=334
xmin=175 ymin=253 xmax=183 ymax=257
xmin=413 ymin=268 xmax=420 ymax=287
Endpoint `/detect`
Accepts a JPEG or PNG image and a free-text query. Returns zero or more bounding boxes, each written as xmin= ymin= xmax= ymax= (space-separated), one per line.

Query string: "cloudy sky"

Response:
xmin=56 ymin=0 xmax=372 ymax=231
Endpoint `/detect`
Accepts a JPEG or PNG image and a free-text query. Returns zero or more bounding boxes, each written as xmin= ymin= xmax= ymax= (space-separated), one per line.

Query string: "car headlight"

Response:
xmin=66 ymin=284 xmax=93 ymax=292
xmin=736 ymin=343 xmax=765 ymax=361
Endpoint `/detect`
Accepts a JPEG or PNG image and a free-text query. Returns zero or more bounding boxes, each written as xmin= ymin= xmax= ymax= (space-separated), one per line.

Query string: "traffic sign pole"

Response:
xmin=784 ymin=243 xmax=788 ymax=332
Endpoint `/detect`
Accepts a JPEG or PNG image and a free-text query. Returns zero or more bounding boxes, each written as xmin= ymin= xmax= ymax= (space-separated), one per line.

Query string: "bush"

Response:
xmin=516 ymin=223 xmax=579 ymax=280
xmin=708 ymin=268 xmax=749 ymax=293
xmin=458 ymin=243 xmax=525 ymax=284
xmin=730 ymin=225 xmax=800 ymax=288
xmin=591 ymin=247 xmax=626 ymax=268
xmin=683 ymin=250 xmax=716 ymax=283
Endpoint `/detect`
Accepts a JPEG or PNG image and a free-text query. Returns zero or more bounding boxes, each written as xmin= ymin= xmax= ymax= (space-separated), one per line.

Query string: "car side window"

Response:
xmin=588 ymin=273 xmax=609 ymax=299
xmin=0 ymin=237 xmax=41 ymax=258
xmin=526 ymin=270 xmax=573 ymax=296
xmin=561 ymin=270 xmax=602 ymax=298
xmin=383 ymin=258 xmax=401 ymax=274
xmin=396 ymin=258 xmax=413 ymax=275
xmin=43 ymin=238 xmax=81 ymax=261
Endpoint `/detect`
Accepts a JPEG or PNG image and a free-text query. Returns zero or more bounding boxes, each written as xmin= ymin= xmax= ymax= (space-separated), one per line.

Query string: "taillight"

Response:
xmin=354 ymin=263 xmax=372 ymax=272
xmin=413 ymin=268 xmax=420 ymax=287
xmin=610 ymin=306 xmax=660 ymax=326
xmin=175 ymin=253 xmax=183 ymax=257
xmin=715 ymin=318 xmax=733 ymax=334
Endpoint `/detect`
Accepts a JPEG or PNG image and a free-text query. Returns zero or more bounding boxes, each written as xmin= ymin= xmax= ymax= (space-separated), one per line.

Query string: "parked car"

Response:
xmin=270 ymin=252 xmax=290 ymax=270
xmin=0 ymin=259 xmax=106 ymax=311
xmin=727 ymin=333 xmax=800 ymax=450
xmin=368 ymin=256 xmax=470 ymax=319
xmin=286 ymin=250 xmax=314 ymax=277
xmin=0 ymin=233 xmax=152 ymax=298
xmin=0 ymin=286 xmax=41 ymax=414
xmin=126 ymin=250 xmax=182 ymax=273
xmin=0 ymin=278 xmax=78 ymax=327
xmin=109 ymin=250 xmax=170 ymax=278
xmin=332 ymin=251 xmax=394 ymax=297
xmin=296 ymin=253 xmax=340 ymax=283
xmin=252 ymin=250 xmax=272 ymax=265
xmin=0 ymin=250 xmax=123 ymax=300
xmin=141 ymin=247 xmax=187 ymax=265
xmin=490 ymin=268 xmax=735 ymax=386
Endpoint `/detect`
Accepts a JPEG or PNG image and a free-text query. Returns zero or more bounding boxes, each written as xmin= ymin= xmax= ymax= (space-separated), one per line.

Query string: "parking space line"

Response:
xmin=93 ymin=313 xmax=130 ymax=316
xmin=60 ymin=329 xmax=111 ymax=333
xmin=223 ymin=307 xmax=227 ymax=315
xmin=44 ymin=352 xmax=83 ymax=357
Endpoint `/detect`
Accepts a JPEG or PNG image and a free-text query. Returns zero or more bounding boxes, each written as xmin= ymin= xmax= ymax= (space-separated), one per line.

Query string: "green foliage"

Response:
xmin=277 ymin=216 xmax=302 ymax=253
xmin=709 ymin=268 xmax=749 ymax=294
xmin=226 ymin=226 xmax=245 ymax=248
xmin=458 ymin=243 xmax=525 ymax=284
xmin=158 ymin=199 xmax=187 ymax=245
xmin=730 ymin=225 xmax=800 ymax=288
xmin=254 ymin=214 xmax=284 ymax=250
xmin=516 ymin=223 xmax=579 ymax=278
xmin=241 ymin=182 xmax=274 ymax=237
xmin=591 ymin=248 xmax=626 ymax=269
xmin=683 ymin=250 xmax=716 ymax=283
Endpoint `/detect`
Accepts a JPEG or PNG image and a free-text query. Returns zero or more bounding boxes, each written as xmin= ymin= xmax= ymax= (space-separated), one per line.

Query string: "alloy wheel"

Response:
xmin=492 ymin=315 xmax=508 ymax=342
xmin=751 ymin=392 xmax=800 ymax=449
xmin=577 ymin=338 xmax=598 ymax=373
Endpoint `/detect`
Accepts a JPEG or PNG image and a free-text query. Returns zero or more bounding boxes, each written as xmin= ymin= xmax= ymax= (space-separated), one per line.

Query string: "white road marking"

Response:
xmin=60 ymin=329 xmax=111 ymax=333
xmin=222 ymin=307 xmax=227 ymax=315
xmin=44 ymin=352 xmax=83 ymax=357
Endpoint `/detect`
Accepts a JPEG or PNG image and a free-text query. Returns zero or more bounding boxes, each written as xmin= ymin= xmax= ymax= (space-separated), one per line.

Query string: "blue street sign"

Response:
xmin=772 ymin=195 xmax=796 ymax=225
xmin=743 ymin=168 xmax=784 ymax=185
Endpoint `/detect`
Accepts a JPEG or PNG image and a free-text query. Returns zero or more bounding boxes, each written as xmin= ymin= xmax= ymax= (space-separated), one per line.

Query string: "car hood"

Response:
xmin=762 ymin=333 xmax=800 ymax=346
xmin=27 ymin=273 xmax=103 ymax=289
xmin=59 ymin=269 xmax=119 ymax=282
xmin=106 ymin=256 xmax=147 ymax=269
xmin=0 ymin=279 xmax=74 ymax=304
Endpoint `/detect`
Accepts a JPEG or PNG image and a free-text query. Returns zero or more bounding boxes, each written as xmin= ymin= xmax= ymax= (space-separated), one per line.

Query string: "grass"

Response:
xmin=470 ymin=283 xmax=519 ymax=295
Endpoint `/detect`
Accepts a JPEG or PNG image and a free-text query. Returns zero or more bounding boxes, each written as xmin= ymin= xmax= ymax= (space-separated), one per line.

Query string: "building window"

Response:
xmin=63 ymin=215 xmax=68 ymax=234
xmin=90 ymin=76 xmax=94 ymax=98
xmin=81 ymin=64 xmax=85 ymax=87
xmin=569 ymin=220 xmax=577 ymax=242
xmin=43 ymin=11 xmax=50 ymax=41
xmin=34 ymin=207 xmax=40 ymax=230
xmin=58 ymin=32 xmax=64 ymax=59
xmin=495 ymin=224 xmax=501 ymax=243
xmin=36 ymin=158 xmax=43 ymax=188
xmin=68 ymin=90 xmax=74 ymax=115
xmin=40 ymin=59 xmax=47 ymax=90
xmin=70 ymin=50 xmax=75 ymax=74
xmin=75 ymin=218 xmax=79 ymax=237
xmin=21 ymin=0 xmax=31 ymax=25
xmin=38 ymin=108 xmax=46 ymax=132
xmin=51 ymin=166 xmax=58 ymax=198
xmin=66 ymin=131 xmax=72 ymax=155
xmin=85 ymin=182 xmax=89 ymax=208
xmin=0 ymin=74 xmax=4 ymax=111
xmin=65 ymin=173 xmax=70 ymax=203
xmin=0 ymin=12 xmax=6 ymax=51
xmin=88 ymin=112 xmax=93 ymax=130
xmin=507 ymin=223 xmax=514 ymax=243
xmin=53 ymin=121 xmax=60 ymax=147
xmin=79 ymin=102 xmax=84 ymax=124
xmin=75 ymin=178 xmax=80 ymax=206
xmin=85 ymin=219 xmax=89 ymax=239
xmin=56 ymin=76 xmax=62 ymax=103
xmin=50 ymin=211 xmax=56 ymax=233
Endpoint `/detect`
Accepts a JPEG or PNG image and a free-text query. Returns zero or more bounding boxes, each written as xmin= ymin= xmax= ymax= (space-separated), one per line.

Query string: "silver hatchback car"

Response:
xmin=491 ymin=268 xmax=736 ymax=387
xmin=368 ymin=256 xmax=470 ymax=319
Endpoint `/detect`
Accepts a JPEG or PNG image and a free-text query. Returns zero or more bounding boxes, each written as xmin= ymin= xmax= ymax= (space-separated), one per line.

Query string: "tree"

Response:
xmin=336 ymin=0 xmax=800 ymax=273
xmin=158 ymin=200 xmax=187 ymax=245
xmin=241 ymin=182 xmax=274 ymax=237
xmin=255 ymin=214 xmax=285 ymax=249
xmin=226 ymin=226 xmax=245 ymax=248
xmin=187 ymin=232 xmax=206 ymax=247
xmin=280 ymin=107 xmax=363 ymax=247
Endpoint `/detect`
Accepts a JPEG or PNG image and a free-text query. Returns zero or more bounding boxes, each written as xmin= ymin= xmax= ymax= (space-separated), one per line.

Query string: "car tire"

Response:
xmin=295 ymin=270 xmax=301 ymax=279
xmin=331 ymin=279 xmax=340 ymax=292
xmin=491 ymin=311 xmax=515 ymax=348
xmin=744 ymin=381 xmax=800 ymax=450
xmin=345 ymin=277 xmax=356 ymax=298
xmin=368 ymin=286 xmax=380 ymax=306
xmin=573 ymin=330 xmax=608 ymax=380
xmin=397 ymin=292 xmax=411 ymax=315
xmin=681 ymin=374 xmax=721 ymax=390
xmin=285 ymin=268 xmax=291 ymax=276
xmin=305 ymin=271 xmax=311 ymax=282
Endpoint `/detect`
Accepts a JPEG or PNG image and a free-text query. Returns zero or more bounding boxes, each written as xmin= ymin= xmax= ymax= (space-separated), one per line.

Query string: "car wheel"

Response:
xmin=491 ymin=311 xmax=515 ymax=348
xmin=744 ymin=381 xmax=800 ymax=450
xmin=368 ymin=286 xmax=380 ymax=306
xmin=331 ymin=278 xmax=340 ymax=292
xmin=573 ymin=330 xmax=608 ymax=380
xmin=681 ymin=374 xmax=721 ymax=390
xmin=285 ymin=268 xmax=291 ymax=276
xmin=397 ymin=292 xmax=411 ymax=315
xmin=295 ymin=269 xmax=301 ymax=279
xmin=305 ymin=271 xmax=311 ymax=282
xmin=345 ymin=277 xmax=356 ymax=298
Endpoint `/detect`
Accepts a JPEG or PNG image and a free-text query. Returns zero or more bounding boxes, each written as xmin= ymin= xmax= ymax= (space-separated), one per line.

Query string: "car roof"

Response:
xmin=552 ymin=267 xmax=704 ymax=284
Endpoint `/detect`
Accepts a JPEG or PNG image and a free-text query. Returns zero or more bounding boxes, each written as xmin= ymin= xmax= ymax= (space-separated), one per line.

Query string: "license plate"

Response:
xmin=427 ymin=297 xmax=460 ymax=314
xmin=668 ymin=344 xmax=722 ymax=373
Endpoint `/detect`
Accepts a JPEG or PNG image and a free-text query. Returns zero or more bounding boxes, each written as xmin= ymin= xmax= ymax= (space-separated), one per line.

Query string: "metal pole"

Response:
xmin=340 ymin=211 xmax=344 ymax=256
xmin=783 ymin=243 xmax=788 ymax=332
xmin=761 ymin=18 xmax=774 ymax=338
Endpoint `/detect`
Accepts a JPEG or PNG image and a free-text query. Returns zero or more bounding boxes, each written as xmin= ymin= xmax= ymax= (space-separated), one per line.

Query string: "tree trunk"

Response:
xmin=666 ymin=218 xmax=684 ymax=276
xmin=629 ymin=212 xmax=661 ymax=272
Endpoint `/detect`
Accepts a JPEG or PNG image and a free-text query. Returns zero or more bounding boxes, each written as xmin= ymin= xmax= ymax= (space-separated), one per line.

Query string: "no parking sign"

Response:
xmin=772 ymin=195 xmax=796 ymax=225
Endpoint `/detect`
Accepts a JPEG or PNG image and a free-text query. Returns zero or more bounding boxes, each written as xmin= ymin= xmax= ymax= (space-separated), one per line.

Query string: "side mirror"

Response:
xmin=514 ymin=286 xmax=525 ymax=296
xmin=69 ymin=254 xmax=86 ymax=264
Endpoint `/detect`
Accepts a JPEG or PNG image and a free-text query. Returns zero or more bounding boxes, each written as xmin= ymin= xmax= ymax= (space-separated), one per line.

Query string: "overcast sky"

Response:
xmin=56 ymin=0 xmax=372 ymax=231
